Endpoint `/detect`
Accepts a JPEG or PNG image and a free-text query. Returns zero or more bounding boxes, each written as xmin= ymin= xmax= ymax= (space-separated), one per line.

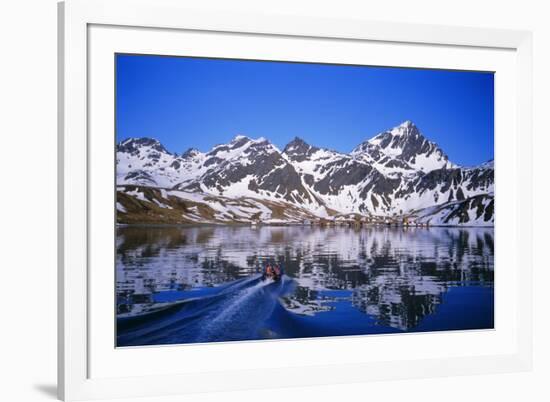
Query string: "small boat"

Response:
xmin=261 ymin=263 xmax=283 ymax=282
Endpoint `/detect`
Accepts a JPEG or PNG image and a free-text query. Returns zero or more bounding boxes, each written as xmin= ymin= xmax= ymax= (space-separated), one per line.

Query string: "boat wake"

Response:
xmin=117 ymin=275 xmax=296 ymax=346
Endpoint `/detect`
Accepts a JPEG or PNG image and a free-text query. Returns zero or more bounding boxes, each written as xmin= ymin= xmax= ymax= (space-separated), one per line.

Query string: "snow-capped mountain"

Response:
xmin=351 ymin=120 xmax=455 ymax=174
xmin=116 ymin=121 xmax=494 ymax=226
xmin=116 ymin=137 xmax=206 ymax=188
xmin=175 ymin=135 xmax=321 ymax=209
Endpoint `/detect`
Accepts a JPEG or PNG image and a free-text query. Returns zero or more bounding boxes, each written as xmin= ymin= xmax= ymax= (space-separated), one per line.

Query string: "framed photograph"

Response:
xmin=58 ymin=0 xmax=533 ymax=400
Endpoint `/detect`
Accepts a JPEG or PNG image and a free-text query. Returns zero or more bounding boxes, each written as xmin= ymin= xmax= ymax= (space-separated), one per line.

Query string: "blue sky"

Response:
xmin=116 ymin=54 xmax=494 ymax=166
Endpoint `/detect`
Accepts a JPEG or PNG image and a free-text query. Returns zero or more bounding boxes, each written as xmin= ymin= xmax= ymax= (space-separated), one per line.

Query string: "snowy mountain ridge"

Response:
xmin=116 ymin=121 xmax=494 ymax=225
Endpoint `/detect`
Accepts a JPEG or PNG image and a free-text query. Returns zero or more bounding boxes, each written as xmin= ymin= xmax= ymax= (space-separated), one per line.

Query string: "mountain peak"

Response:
xmin=399 ymin=120 xmax=415 ymax=128
xmin=232 ymin=134 xmax=250 ymax=142
xmin=119 ymin=137 xmax=162 ymax=147
xmin=283 ymin=137 xmax=319 ymax=162
xmin=230 ymin=135 xmax=270 ymax=145
xmin=285 ymin=136 xmax=308 ymax=148
xmin=181 ymin=147 xmax=201 ymax=159
xmin=351 ymin=121 xmax=422 ymax=152
xmin=351 ymin=121 xmax=454 ymax=172
xmin=365 ymin=120 xmax=425 ymax=147
xmin=117 ymin=137 xmax=169 ymax=154
xmin=477 ymin=158 xmax=494 ymax=169
xmin=389 ymin=120 xmax=421 ymax=137
xmin=292 ymin=135 xmax=306 ymax=142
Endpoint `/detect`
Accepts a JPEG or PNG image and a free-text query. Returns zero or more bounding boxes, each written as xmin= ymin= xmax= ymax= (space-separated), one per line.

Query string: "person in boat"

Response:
xmin=273 ymin=264 xmax=281 ymax=280
xmin=263 ymin=264 xmax=273 ymax=280
xmin=263 ymin=264 xmax=281 ymax=281
xmin=262 ymin=263 xmax=282 ymax=281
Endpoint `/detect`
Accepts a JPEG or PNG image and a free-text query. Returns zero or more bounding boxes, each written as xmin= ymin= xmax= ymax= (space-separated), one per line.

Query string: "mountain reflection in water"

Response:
xmin=116 ymin=225 xmax=494 ymax=346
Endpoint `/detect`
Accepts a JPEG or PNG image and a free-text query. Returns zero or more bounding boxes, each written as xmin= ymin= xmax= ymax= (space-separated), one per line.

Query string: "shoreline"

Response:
xmin=116 ymin=222 xmax=495 ymax=229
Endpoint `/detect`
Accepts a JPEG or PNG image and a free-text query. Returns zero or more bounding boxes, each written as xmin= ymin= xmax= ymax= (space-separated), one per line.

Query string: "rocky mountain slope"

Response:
xmin=116 ymin=121 xmax=494 ymax=226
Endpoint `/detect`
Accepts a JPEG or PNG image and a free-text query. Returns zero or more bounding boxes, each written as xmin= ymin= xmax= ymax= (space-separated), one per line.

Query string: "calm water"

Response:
xmin=116 ymin=225 xmax=494 ymax=346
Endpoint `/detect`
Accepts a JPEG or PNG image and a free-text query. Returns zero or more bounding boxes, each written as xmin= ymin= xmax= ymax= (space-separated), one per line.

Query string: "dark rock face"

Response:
xmin=314 ymin=161 xmax=372 ymax=195
xmin=359 ymin=171 xmax=401 ymax=208
xmin=124 ymin=170 xmax=156 ymax=185
xmin=414 ymin=193 xmax=494 ymax=226
xmin=465 ymin=167 xmax=494 ymax=191
xmin=203 ymin=157 xmax=224 ymax=167
xmin=303 ymin=174 xmax=315 ymax=186
xmin=443 ymin=194 xmax=494 ymax=224
xmin=484 ymin=199 xmax=494 ymax=222
xmin=414 ymin=168 xmax=460 ymax=193
xmin=385 ymin=159 xmax=413 ymax=170
xmin=412 ymin=165 xmax=493 ymax=199
xmin=259 ymin=164 xmax=312 ymax=203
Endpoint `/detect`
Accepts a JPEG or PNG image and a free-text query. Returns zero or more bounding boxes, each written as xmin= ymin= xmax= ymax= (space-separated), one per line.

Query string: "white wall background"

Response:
xmin=0 ymin=0 xmax=547 ymax=401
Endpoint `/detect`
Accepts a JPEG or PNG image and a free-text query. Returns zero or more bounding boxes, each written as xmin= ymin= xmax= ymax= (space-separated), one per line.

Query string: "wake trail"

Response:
xmin=197 ymin=279 xmax=275 ymax=341
xmin=117 ymin=275 xmax=296 ymax=346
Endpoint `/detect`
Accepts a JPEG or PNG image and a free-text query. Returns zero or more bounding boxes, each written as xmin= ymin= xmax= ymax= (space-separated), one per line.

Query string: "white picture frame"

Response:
xmin=58 ymin=0 xmax=533 ymax=400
